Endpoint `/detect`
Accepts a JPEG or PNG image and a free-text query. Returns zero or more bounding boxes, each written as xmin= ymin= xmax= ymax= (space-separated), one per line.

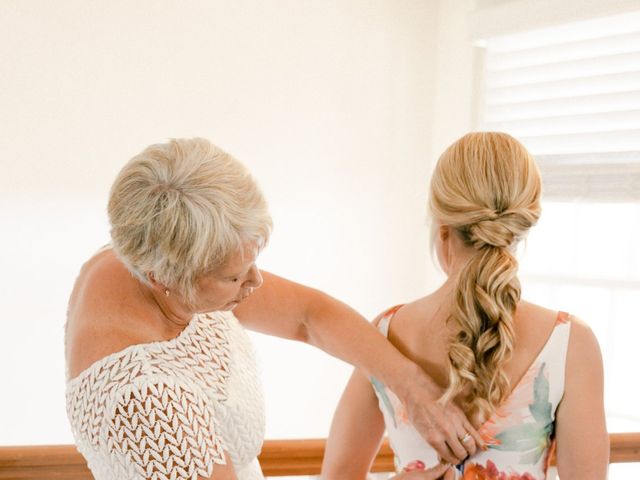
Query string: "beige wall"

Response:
xmin=0 ymin=0 xmax=443 ymax=443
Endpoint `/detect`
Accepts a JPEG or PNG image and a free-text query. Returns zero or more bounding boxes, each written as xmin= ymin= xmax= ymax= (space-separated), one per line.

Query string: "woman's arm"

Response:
xmin=321 ymin=368 xmax=386 ymax=479
xmin=554 ymin=317 xmax=609 ymax=479
xmin=321 ymin=368 xmax=455 ymax=480
xmin=202 ymin=452 xmax=238 ymax=480
xmin=107 ymin=376 xmax=240 ymax=480
xmin=234 ymin=271 xmax=482 ymax=465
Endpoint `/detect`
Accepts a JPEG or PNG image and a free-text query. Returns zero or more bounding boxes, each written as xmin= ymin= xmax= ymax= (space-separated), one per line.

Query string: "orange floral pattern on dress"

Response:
xmin=543 ymin=439 xmax=557 ymax=473
xmin=462 ymin=460 xmax=537 ymax=480
xmin=478 ymin=360 xmax=542 ymax=448
xmin=383 ymin=304 xmax=404 ymax=319
xmin=555 ymin=311 xmax=570 ymax=325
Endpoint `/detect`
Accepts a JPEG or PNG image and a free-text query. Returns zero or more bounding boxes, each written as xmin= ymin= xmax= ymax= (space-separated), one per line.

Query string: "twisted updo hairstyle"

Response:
xmin=429 ymin=132 xmax=542 ymax=418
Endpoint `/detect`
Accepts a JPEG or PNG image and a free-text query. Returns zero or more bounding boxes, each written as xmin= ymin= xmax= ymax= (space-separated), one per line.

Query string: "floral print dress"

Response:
xmin=371 ymin=307 xmax=572 ymax=480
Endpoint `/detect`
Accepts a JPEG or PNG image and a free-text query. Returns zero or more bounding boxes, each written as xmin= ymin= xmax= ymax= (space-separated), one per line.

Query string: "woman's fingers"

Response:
xmin=443 ymin=465 xmax=456 ymax=480
xmin=463 ymin=418 xmax=486 ymax=451
xmin=453 ymin=425 xmax=477 ymax=458
xmin=448 ymin=404 xmax=485 ymax=457
xmin=423 ymin=463 xmax=451 ymax=479
xmin=430 ymin=435 xmax=462 ymax=465
xmin=444 ymin=434 xmax=468 ymax=464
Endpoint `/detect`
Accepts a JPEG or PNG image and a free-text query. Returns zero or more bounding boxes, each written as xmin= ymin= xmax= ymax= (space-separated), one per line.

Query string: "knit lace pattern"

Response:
xmin=66 ymin=311 xmax=265 ymax=480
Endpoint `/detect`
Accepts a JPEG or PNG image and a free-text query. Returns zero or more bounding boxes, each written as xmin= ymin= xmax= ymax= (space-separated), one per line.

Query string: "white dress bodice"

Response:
xmin=66 ymin=311 xmax=265 ymax=480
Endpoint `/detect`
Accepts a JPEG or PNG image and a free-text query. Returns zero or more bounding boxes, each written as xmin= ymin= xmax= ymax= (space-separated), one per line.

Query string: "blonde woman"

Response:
xmin=65 ymin=138 xmax=482 ymax=480
xmin=321 ymin=132 xmax=608 ymax=479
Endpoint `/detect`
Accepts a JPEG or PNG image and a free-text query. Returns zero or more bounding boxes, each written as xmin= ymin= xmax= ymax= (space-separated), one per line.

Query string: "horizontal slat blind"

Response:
xmin=479 ymin=10 xmax=640 ymax=200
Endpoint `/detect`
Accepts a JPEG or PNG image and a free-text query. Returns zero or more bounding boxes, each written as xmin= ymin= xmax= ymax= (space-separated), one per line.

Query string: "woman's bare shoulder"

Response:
xmin=519 ymin=301 xmax=595 ymax=339
xmin=514 ymin=301 xmax=600 ymax=369
xmin=563 ymin=313 xmax=601 ymax=369
xmin=388 ymin=293 xmax=447 ymax=328
xmin=514 ymin=300 xmax=561 ymax=333
xmin=66 ymin=249 xmax=153 ymax=380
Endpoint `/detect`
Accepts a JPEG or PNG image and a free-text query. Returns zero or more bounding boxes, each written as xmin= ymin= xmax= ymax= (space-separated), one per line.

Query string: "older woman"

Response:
xmin=65 ymin=138 xmax=481 ymax=480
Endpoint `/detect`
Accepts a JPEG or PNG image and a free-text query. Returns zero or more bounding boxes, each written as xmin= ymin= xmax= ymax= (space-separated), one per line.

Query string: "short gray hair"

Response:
xmin=108 ymin=138 xmax=272 ymax=303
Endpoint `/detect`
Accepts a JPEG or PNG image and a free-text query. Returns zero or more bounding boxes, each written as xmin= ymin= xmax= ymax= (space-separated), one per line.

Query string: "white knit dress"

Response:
xmin=66 ymin=311 xmax=265 ymax=480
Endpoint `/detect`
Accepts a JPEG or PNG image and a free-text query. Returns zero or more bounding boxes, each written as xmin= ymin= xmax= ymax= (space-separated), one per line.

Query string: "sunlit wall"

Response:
xmin=0 ymin=0 xmax=442 ymax=444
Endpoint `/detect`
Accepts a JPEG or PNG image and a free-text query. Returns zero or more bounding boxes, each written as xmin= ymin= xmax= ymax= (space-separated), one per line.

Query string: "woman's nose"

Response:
xmin=244 ymin=265 xmax=263 ymax=289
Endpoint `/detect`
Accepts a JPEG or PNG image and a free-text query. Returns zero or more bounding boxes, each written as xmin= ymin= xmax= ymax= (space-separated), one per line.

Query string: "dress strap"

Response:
xmin=546 ymin=311 xmax=573 ymax=404
xmin=376 ymin=305 xmax=404 ymax=338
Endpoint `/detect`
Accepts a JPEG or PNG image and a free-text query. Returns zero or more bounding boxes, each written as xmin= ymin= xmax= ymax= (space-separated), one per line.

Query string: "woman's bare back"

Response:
xmin=385 ymin=293 xmax=560 ymax=422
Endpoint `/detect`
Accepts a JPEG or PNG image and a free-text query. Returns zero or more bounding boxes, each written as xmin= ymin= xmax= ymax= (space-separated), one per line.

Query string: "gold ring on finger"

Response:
xmin=460 ymin=432 xmax=473 ymax=443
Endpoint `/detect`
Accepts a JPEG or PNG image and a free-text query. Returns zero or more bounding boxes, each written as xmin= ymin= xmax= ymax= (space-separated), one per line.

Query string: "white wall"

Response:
xmin=0 ymin=0 xmax=442 ymax=444
xmin=424 ymin=0 xmax=478 ymax=291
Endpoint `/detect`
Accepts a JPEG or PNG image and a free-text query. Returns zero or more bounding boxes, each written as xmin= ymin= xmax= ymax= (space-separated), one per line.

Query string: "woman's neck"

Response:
xmin=136 ymin=280 xmax=195 ymax=333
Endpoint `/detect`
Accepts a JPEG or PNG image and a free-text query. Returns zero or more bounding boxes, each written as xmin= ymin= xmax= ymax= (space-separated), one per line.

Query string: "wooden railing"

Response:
xmin=1 ymin=434 xmax=639 ymax=479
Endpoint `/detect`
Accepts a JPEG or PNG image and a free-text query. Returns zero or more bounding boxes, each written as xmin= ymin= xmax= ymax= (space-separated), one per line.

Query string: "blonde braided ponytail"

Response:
xmin=429 ymin=132 xmax=542 ymax=418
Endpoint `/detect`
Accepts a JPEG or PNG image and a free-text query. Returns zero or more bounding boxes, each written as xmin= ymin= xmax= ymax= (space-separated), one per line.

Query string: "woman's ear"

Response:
xmin=146 ymin=272 xmax=163 ymax=289
xmin=146 ymin=272 xmax=171 ymax=297
xmin=434 ymin=223 xmax=449 ymax=274
xmin=438 ymin=224 xmax=450 ymax=243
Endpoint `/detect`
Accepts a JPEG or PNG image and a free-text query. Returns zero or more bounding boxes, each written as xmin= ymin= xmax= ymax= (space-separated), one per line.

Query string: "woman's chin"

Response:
xmin=222 ymin=300 xmax=240 ymax=310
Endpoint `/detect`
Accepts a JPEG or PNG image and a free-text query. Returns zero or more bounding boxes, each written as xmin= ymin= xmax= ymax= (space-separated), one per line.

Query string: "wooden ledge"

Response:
xmin=0 ymin=433 xmax=638 ymax=479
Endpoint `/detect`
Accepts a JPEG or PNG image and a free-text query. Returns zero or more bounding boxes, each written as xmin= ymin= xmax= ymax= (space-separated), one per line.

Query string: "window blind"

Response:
xmin=478 ymin=10 xmax=640 ymax=201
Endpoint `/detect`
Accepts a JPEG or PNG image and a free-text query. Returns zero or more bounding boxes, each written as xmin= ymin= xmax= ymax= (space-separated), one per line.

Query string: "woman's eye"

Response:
xmin=231 ymin=278 xmax=239 ymax=283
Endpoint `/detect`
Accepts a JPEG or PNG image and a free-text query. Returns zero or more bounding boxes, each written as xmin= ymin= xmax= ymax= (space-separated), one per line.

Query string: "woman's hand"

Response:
xmin=392 ymin=364 xmax=484 ymax=465
xmin=390 ymin=462 xmax=455 ymax=479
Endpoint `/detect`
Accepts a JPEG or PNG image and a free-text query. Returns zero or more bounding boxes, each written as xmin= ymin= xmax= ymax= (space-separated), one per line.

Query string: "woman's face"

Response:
xmin=193 ymin=241 xmax=263 ymax=312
